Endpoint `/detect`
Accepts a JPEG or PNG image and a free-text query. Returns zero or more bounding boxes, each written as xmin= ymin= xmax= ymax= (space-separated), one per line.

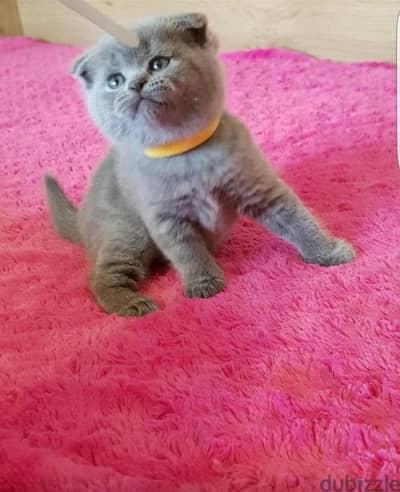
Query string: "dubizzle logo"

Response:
xmin=320 ymin=474 xmax=400 ymax=492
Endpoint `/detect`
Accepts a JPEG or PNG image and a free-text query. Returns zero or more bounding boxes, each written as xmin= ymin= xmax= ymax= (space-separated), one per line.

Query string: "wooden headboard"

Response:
xmin=1 ymin=0 xmax=398 ymax=63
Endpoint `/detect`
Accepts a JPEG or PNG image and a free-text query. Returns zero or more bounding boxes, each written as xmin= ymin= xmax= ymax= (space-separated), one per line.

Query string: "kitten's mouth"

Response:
xmin=139 ymin=96 xmax=166 ymax=107
xmin=134 ymin=96 xmax=168 ymax=118
xmin=119 ymin=94 xmax=168 ymax=119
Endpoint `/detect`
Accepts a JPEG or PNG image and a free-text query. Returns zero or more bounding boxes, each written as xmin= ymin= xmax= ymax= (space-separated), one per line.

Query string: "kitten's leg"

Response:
xmin=90 ymin=237 xmax=159 ymax=317
xmin=147 ymin=216 xmax=225 ymax=298
xmin=240 ymin=176 xmax=355 ymax=266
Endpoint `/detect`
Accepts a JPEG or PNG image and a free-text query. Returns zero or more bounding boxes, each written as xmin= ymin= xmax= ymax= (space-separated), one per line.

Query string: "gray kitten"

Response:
xmin=45 ymin=13 xmax=355 ymax=317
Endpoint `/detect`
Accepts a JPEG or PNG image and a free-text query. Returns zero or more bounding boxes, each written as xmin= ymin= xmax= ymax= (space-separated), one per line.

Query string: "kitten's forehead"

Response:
xmin=94 ymin=25 xmax=182 ymax=69
xmin=129 ymin=15 xmax=182 ymax=43
xmin=98 ymin=12 xmax=211 ymax=56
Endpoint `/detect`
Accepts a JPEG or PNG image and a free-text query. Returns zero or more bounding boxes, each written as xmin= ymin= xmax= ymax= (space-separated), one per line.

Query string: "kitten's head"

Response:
xmin=72 ymin=13 xmax=224 ymax=145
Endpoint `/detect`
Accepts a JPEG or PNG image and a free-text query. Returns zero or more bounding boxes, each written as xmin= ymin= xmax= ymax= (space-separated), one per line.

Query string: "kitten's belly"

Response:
xmin=197 ymin=201 xmax=237 ymax=251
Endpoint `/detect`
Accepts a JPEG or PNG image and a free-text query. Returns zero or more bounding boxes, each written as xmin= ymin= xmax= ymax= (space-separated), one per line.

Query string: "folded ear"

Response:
xmin=166 ymin=13 xmax=209 ymax=47
xmin=71 ymin=49 xmax=95 ymax=88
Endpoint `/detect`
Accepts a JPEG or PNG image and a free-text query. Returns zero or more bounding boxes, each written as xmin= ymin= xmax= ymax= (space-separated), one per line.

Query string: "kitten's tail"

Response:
xmin=44 ymin=175 xmax=81 ymax=244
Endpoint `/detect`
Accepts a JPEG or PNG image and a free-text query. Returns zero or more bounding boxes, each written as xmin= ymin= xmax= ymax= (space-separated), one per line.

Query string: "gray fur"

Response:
xmin=45 ymin=175 xmax=81 ymax=244
xmin=45 ymin=13 xmax=355 ymax=316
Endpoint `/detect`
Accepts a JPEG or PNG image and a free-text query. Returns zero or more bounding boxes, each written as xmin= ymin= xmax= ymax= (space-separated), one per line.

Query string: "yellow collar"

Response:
xmin=144 ymin=117 xmax=220 ymax=158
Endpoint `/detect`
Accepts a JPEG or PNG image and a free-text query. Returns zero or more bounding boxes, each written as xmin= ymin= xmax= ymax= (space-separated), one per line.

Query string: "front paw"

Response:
xmin=185 ymin=275 xmax=225 ymax=299
xmin=119 ymin=296 xmax=159 ymax=317
xmin=96 ymin=290 xmax=158 ymax=317
xmin=303 ymin=239 xmax=356 ymax=266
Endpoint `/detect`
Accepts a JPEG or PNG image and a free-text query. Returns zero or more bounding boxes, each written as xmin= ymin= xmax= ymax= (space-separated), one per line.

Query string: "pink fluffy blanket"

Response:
xmin=1 ymin=38 xmax=399 ymax=491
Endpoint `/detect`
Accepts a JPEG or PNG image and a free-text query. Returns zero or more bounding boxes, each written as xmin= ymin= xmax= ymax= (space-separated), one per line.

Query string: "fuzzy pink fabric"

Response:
xmin=1 ymin=37 xmax=399 ymax=491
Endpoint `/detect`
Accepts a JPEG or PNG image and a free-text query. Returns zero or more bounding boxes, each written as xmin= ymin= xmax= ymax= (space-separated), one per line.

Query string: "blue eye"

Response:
xmin=149 ymin=57 xmax=170 ymax=72
xmin=107 ymin=73 xmax=125 ymax=89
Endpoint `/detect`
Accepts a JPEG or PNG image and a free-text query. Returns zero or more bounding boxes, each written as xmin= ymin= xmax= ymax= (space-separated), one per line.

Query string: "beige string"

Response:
xmin=56 ymin=0 xmax=138 ymax=47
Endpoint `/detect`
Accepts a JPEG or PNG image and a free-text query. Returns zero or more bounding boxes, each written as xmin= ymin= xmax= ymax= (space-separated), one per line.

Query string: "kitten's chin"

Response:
xmin=138 ymin=104 xmax=173 ymax=128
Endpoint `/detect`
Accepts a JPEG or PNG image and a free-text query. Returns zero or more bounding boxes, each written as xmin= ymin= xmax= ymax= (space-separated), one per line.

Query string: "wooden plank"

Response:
xmin=291 ymin=0 xmax=397 ymax=63
xmin=0 ymin=0 xmax=23 ymax=36
xmin=57 ymin=0 xmax=138 ymax=46
xmin=397 ymin=13 xmax=400 ymax=167
xmin=17 ymin=0 xmax=398 ymax=62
